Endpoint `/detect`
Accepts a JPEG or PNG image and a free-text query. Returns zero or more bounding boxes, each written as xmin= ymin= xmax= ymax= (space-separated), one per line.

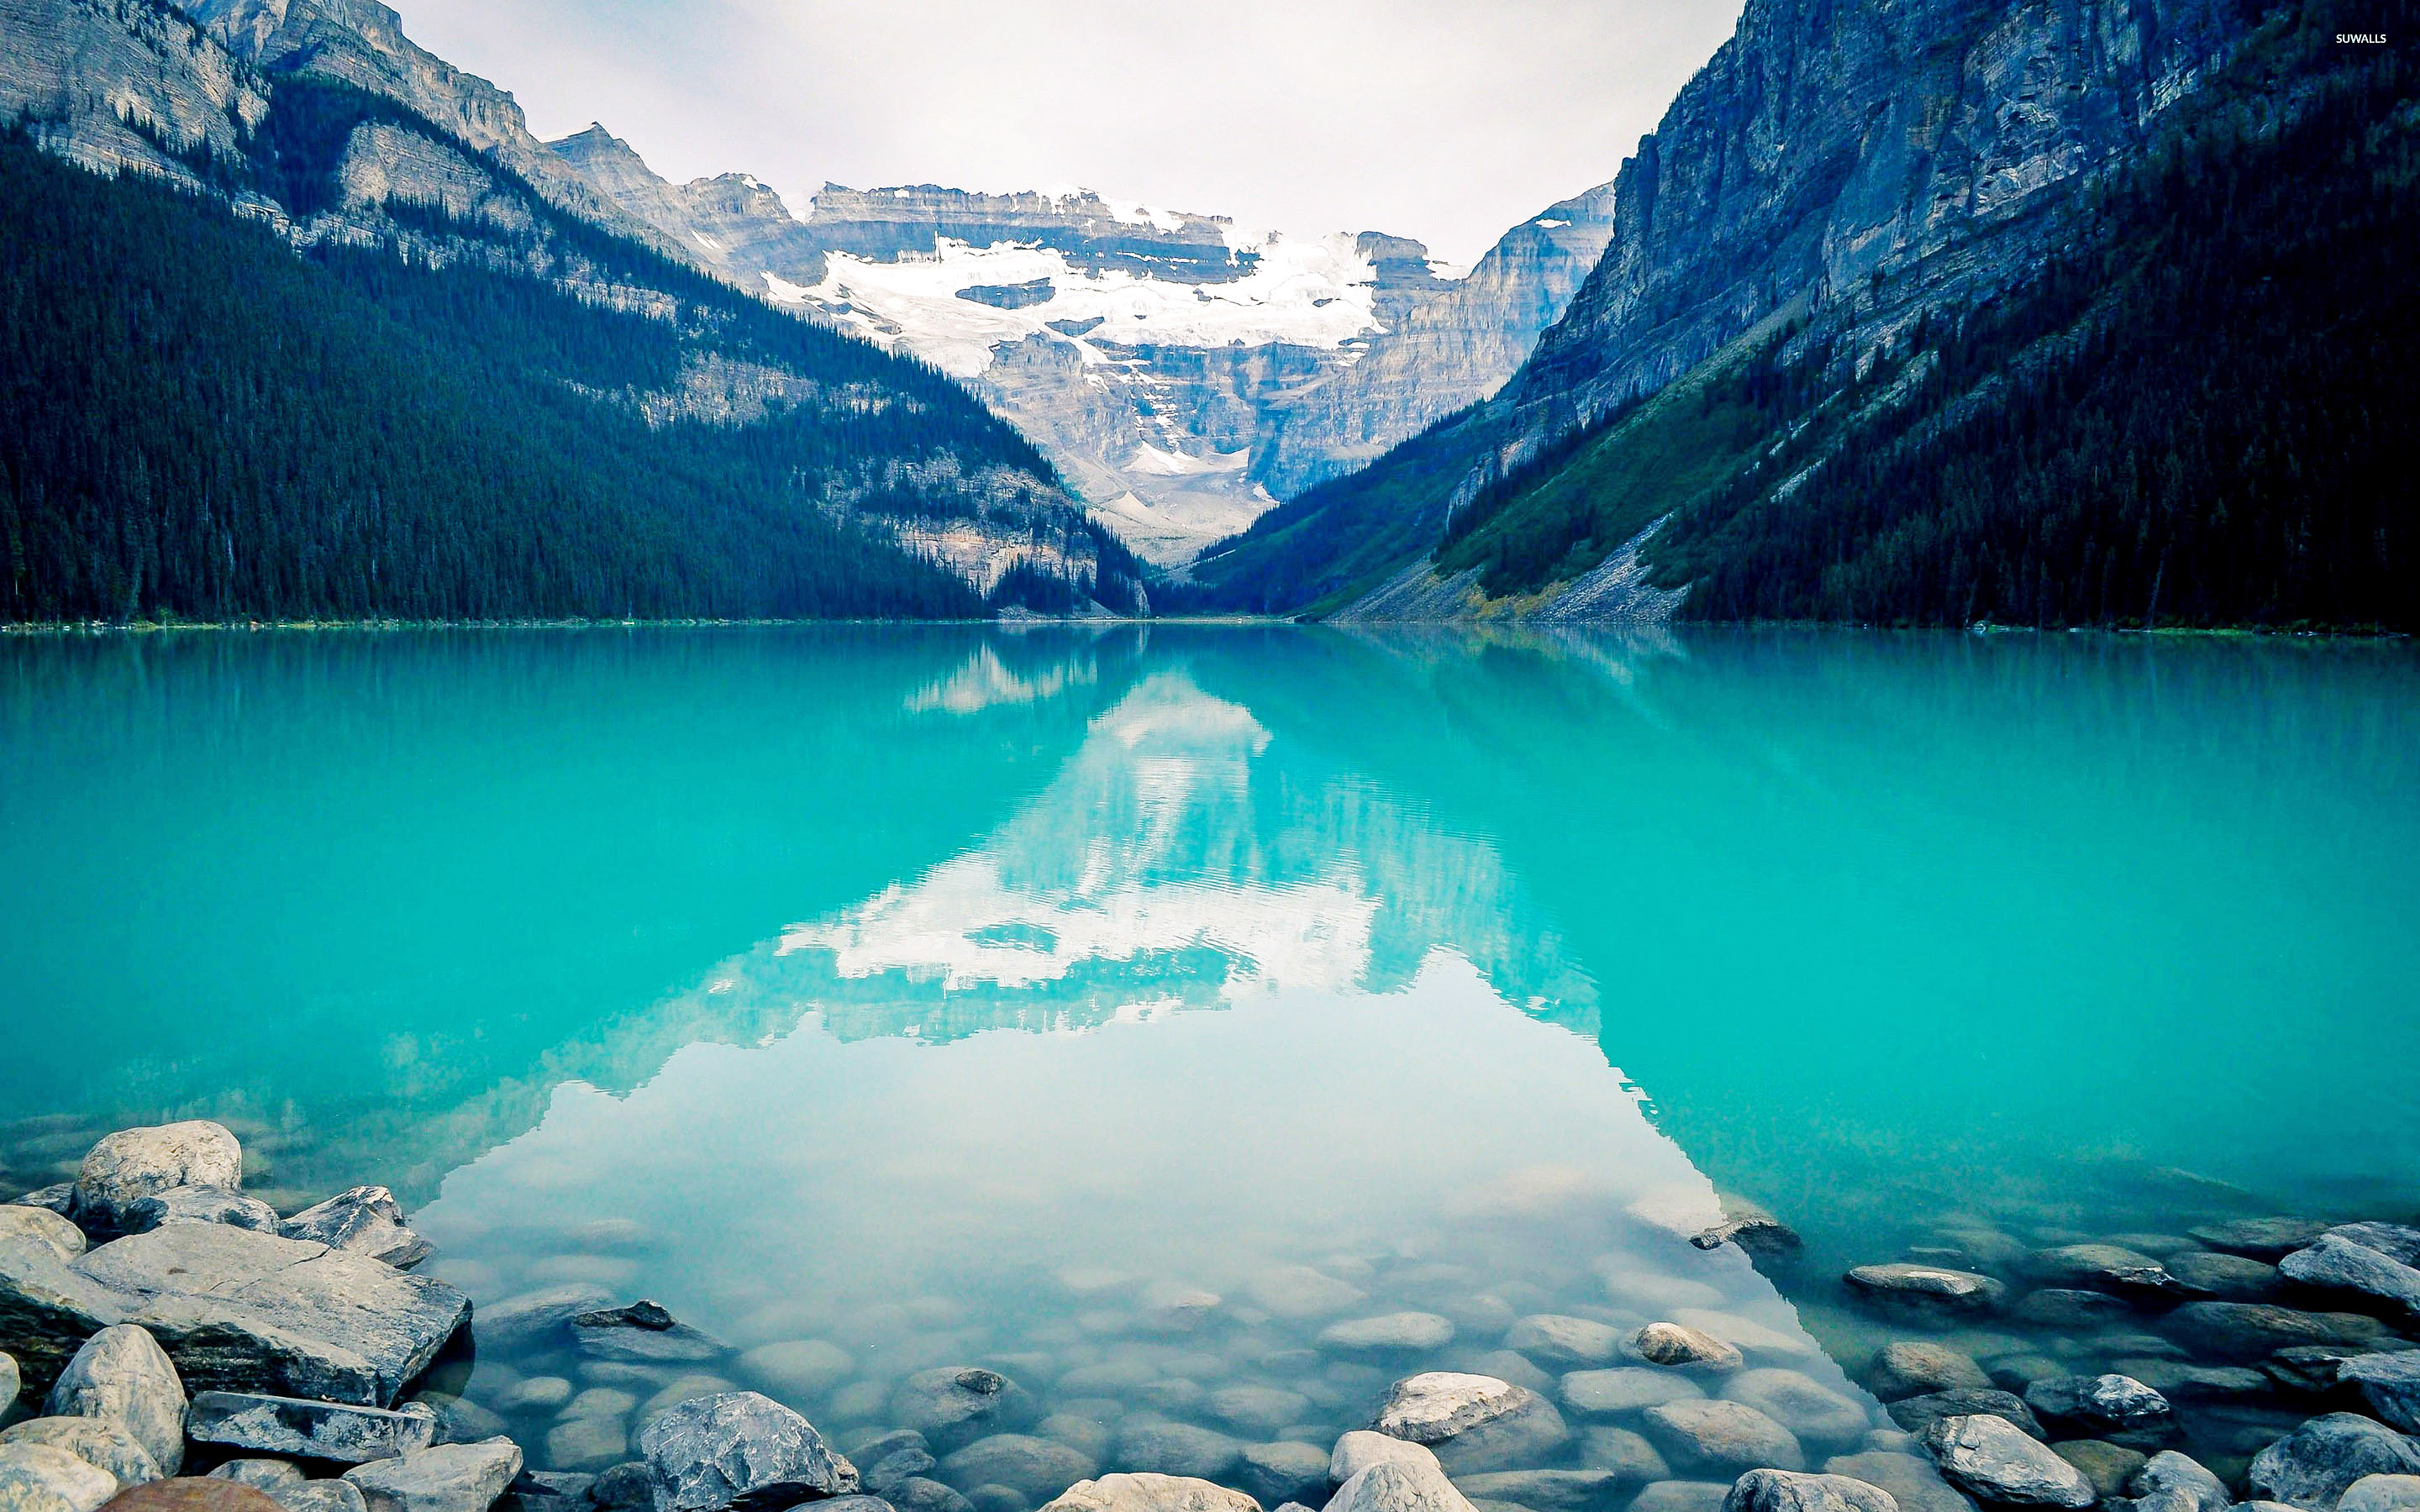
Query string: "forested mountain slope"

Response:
xmin=1192 ymin=0 xmax=2415 ymax=630
xmin=0 ymin=0 xmax=1145 ymax=621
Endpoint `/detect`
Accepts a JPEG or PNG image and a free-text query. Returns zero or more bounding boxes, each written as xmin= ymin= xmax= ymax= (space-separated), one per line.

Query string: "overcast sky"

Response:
xmin=395 ymin=0 xmax=1744 ymax=266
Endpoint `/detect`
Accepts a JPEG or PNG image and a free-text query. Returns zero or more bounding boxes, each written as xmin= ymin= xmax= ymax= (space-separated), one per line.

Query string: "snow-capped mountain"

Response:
xmin=550 ymin=127 xmax=1617 ymax=565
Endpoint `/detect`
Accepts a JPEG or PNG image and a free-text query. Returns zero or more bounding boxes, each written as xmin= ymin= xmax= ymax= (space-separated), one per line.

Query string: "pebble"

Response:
xmin=1563 ymin=1369 xmax=1706 ymax=1417
xmin=1867 ymin=1347 xmax=1988 ymax=1403
xmin=1923 ymin=1415 xmax=2093 ymax=1508
xmin=1639 ymin=1399 xmax=1805 ymax=1474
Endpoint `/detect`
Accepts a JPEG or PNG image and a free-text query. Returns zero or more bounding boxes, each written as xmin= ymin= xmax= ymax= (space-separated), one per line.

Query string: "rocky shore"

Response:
xmin=4 ymin=1122 xmax=2417 ymax=1512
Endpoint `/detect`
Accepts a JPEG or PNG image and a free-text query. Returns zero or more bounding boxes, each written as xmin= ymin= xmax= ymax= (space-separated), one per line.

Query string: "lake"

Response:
xmin=3 ymin=625 xmax=2416 ymax=1498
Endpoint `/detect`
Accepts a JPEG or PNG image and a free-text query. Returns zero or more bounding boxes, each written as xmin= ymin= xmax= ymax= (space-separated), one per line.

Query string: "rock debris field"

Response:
xmin=3 ymin=1121 xmax=2419 ymax=1512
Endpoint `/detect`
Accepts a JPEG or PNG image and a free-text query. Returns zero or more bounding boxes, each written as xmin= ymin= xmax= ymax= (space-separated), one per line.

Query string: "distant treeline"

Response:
xmin=0 ymin=80 xmax=1093 ymax=623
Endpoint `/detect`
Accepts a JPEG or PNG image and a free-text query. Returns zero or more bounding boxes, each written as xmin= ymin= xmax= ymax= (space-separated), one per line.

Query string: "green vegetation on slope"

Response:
xmin=0 ymin=80 xmax=1125 ymax=622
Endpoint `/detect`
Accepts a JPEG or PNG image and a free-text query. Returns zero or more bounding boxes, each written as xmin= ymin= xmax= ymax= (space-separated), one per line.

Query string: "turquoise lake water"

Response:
xmin=3 ymin=625 xmax=2417 ymax=1485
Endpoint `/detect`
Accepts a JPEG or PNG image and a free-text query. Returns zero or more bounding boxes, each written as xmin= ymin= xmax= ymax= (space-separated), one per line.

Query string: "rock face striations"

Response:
xmin=547 ymin=127 xmax=1618 ymax=567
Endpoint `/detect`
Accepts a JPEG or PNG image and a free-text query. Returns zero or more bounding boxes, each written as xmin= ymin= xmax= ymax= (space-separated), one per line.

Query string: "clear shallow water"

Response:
xmin=3 ymin=626 xmax=2417 ymax=1488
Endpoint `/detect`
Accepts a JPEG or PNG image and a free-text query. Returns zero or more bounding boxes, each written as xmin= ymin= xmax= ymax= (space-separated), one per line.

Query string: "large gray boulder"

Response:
xmin=889 ymin=1372 xmax=1037 ymax=1456
xmin=2336 ymin=1476 xmax=2420 ymax=1512
xmin=1722 ymin=1470 xmax=1897 ymax=1512
xmin=2021 ymin=1375 xmax=2175 ymax=1446
xmin=279 ymin=1191 xmax=432 ymax=1272
xmin=1640 ymin=1401 xmax=1804 ymax=1476
xmin=186 ymin=1393 xmax=439 ymax=1464
xmin=123 ymin=1189 xmax=281 ymax=1237
xmin=72 ymin=1227 xmax=469 ymax=1407
xmin=938 ymin=1436 xmax=1097 ymax=1504
xmin=2341 ymin=1354 xmax=2420 ymax=1433
xmin=0 ymin=1441 xmax=118 ymax=1512
xmin=636 ymin=1393 xmax=855 ymax=1512
xmin=1370 ymin=1375 xmax=1569 ymax=1474
xmin=0 ymin=1236 xmax=131 ymax=1387
xmin=1921 ymin=1416 xmax=2092 ymax=1508
xmin=2329 ymin=1230 xmax=2420 ymax=1268
xmin=345 ymin=1441 xmax=524 ymax=1512
xmin=0 ymin=1212 xmax=86 ymax=1264
xmin=73 ymin=1125 xmax=244 ymax=1235
xmin=2247 ymin=1415 xmax=2420 ymax=1510
xmin=1038 ymin=1475 xmax=1260 ymax=1512
xmin=1326 ymin=1460 xmax=1476 ymax=1512
xmin=45 ymin=1325 xmax=186 ymax=1475
xmin=0 ymin=1416 xmax=162 ymax=1489
xmin=2281 ymin=1239 xmax=2420 ymax=1317
xmin=2128 ymin=1452 xmax=2232 ymax=1512
xmin=1841 ymin=1268 xmax=2003 ymax=1318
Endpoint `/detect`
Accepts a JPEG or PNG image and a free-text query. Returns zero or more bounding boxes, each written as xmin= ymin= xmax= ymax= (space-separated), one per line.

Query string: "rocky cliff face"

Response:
xmin=1504 ymin=0 xmax=2243 ymax=443
xmin=548 ymin=128 xmax=1620 ymax=566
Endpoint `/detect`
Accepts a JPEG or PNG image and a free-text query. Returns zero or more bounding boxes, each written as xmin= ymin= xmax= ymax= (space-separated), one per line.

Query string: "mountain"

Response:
xmin=547 ymin=127 xmax=1619 ymax=566
xmin=0 ymin=0 xmax=1146 ymax=620
xmin=1193 ymin=0 xmax=2416 ymax=631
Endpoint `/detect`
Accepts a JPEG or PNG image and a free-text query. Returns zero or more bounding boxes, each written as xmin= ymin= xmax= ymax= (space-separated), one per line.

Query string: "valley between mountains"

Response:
xmin=0 ymin=0 xmax=2411 ymax=627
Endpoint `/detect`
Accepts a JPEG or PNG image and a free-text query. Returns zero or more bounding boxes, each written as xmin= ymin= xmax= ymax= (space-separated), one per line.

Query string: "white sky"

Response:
xmin=394 ymin=0 xmax=1744 ymax=267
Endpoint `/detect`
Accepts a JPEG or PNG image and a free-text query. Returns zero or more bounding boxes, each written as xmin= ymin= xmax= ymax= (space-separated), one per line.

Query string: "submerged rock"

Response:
xmin=2328 ymin=1228 xmax=2420 ymax=1268
xmin=2335 ymin=1476 xmax=2420 ymax=1512
xmin=1319 ymin=1316 xmax=1455 ymax=1357
xmin=2012 ymin=1291 xmax=2134 ymax=1331
xmin=1565 ymin=1369 xmax=1707 ymax=1417
xmin=2048 ymin=1441 xmax=2143 ymax=1499
xmin=1691 ymin=1205 xmax=1804 ymax=1263
xmin=1234 ymin=1444 xmax=1325 ymax=1509
xmin=1503 ymin=1319 xmax=1619 ymax=1370
xmin=2340 ymin=1353 xmax=2420 ymax=1433
xmin=1639 ymin=1400 xmax=1804 ymax=1475
xmin=1628 ymin=1483 xmax=1731 ymax=1512
xmin=1922 ymin=1416 xmax=2092 ymax=1508
xmin=1039 ymin=1476 xmax=1260 ymax=1512
xmin=2169 ymin=1254 xmax=2284 ymax=1301
xmin=45 ymin=1326 xmax=186 ymax=1476
xmin=2022 ymin=1376 xmax=2175 ymax=1446
xmin=2191 ymin=1221 xmax=2333 ymax=1263
xmin=737 ymin=1345 xmax=852 ymax=1402
xmin=1866 ymin=1347 xmax=1988 ymax=1403
xmin=72 ymin=1126 xmax=244 ymax=1236
xmin=2165 ymin=1305 xmax=2385 ymax=1361
xmin=1721 ymin=1470 xmax=1896 ymax=1512
xmin=1884 ymin=1392 xmax=2041 ymax=1442
xmin=2247 ymin=1414 xmax=2420 ymax=1511
xmin=1450 ymin=1469 xmax=1618 ymax=1512
xmin=1629 ymin=1328 xmax=1742 ymax=1373
xmin=475 ymin=1289 xmax=615 ymax=1354
xmin=1842 ymin=1268 xmax=2003 ymax=1319
xmin=119 ymin=1190 xmax=280 ymax=1238
xmin=186 ymin=1394 xmax=437 ymax=1465
xmin=1578 ymin=1427 xmax=1669 ymax=1483
xmin=1243 ymin=1268 xmax=1365 ymax=1321
xmin=571 ymin=1305 xmax=724 ymax=1368
xmin=2028 ymin=1247 xmax=2185 ymax=1299
xmin=891 ymin=1372 xmax=1037 ymax=1456
xmin=938 ymin=1437 xmax=1096 ymax=1504
xmin=1720 ymin=1372 xmax=1870 ymax=1449
xmin=2281 ymin=1238 xmax=2420 ymax=1317
xmin=1111 ymin=1423 xmax=1239 ymax=1483
xmin=344 ymin=1442 xmax=524 ymax=1512
xmin=635 ymin=1393 xmax=852 ymax=1512
xmin=1814 ymin=1454 xmax=1971 ymax=1512
xmin=279 ymin=1191 xmax=432 ymax=1273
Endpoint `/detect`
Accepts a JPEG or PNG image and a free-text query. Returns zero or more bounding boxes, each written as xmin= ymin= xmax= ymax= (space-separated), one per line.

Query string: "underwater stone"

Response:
xmin=1842 ymin=1268 xmax=2002 ymax=1318
xmin=2248 ymin=1414 xmax=2420 ymax=1510
xmin=1922 ymin=1417 xmax=2092 ymax=1508
xmin=1722 ymin=1470 xmax=1896 ymax=1512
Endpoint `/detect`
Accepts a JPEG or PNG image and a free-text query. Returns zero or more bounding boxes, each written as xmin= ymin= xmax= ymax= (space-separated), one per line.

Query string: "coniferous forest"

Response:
xmin=0 ymin=107 xmax=1070 ymax=622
